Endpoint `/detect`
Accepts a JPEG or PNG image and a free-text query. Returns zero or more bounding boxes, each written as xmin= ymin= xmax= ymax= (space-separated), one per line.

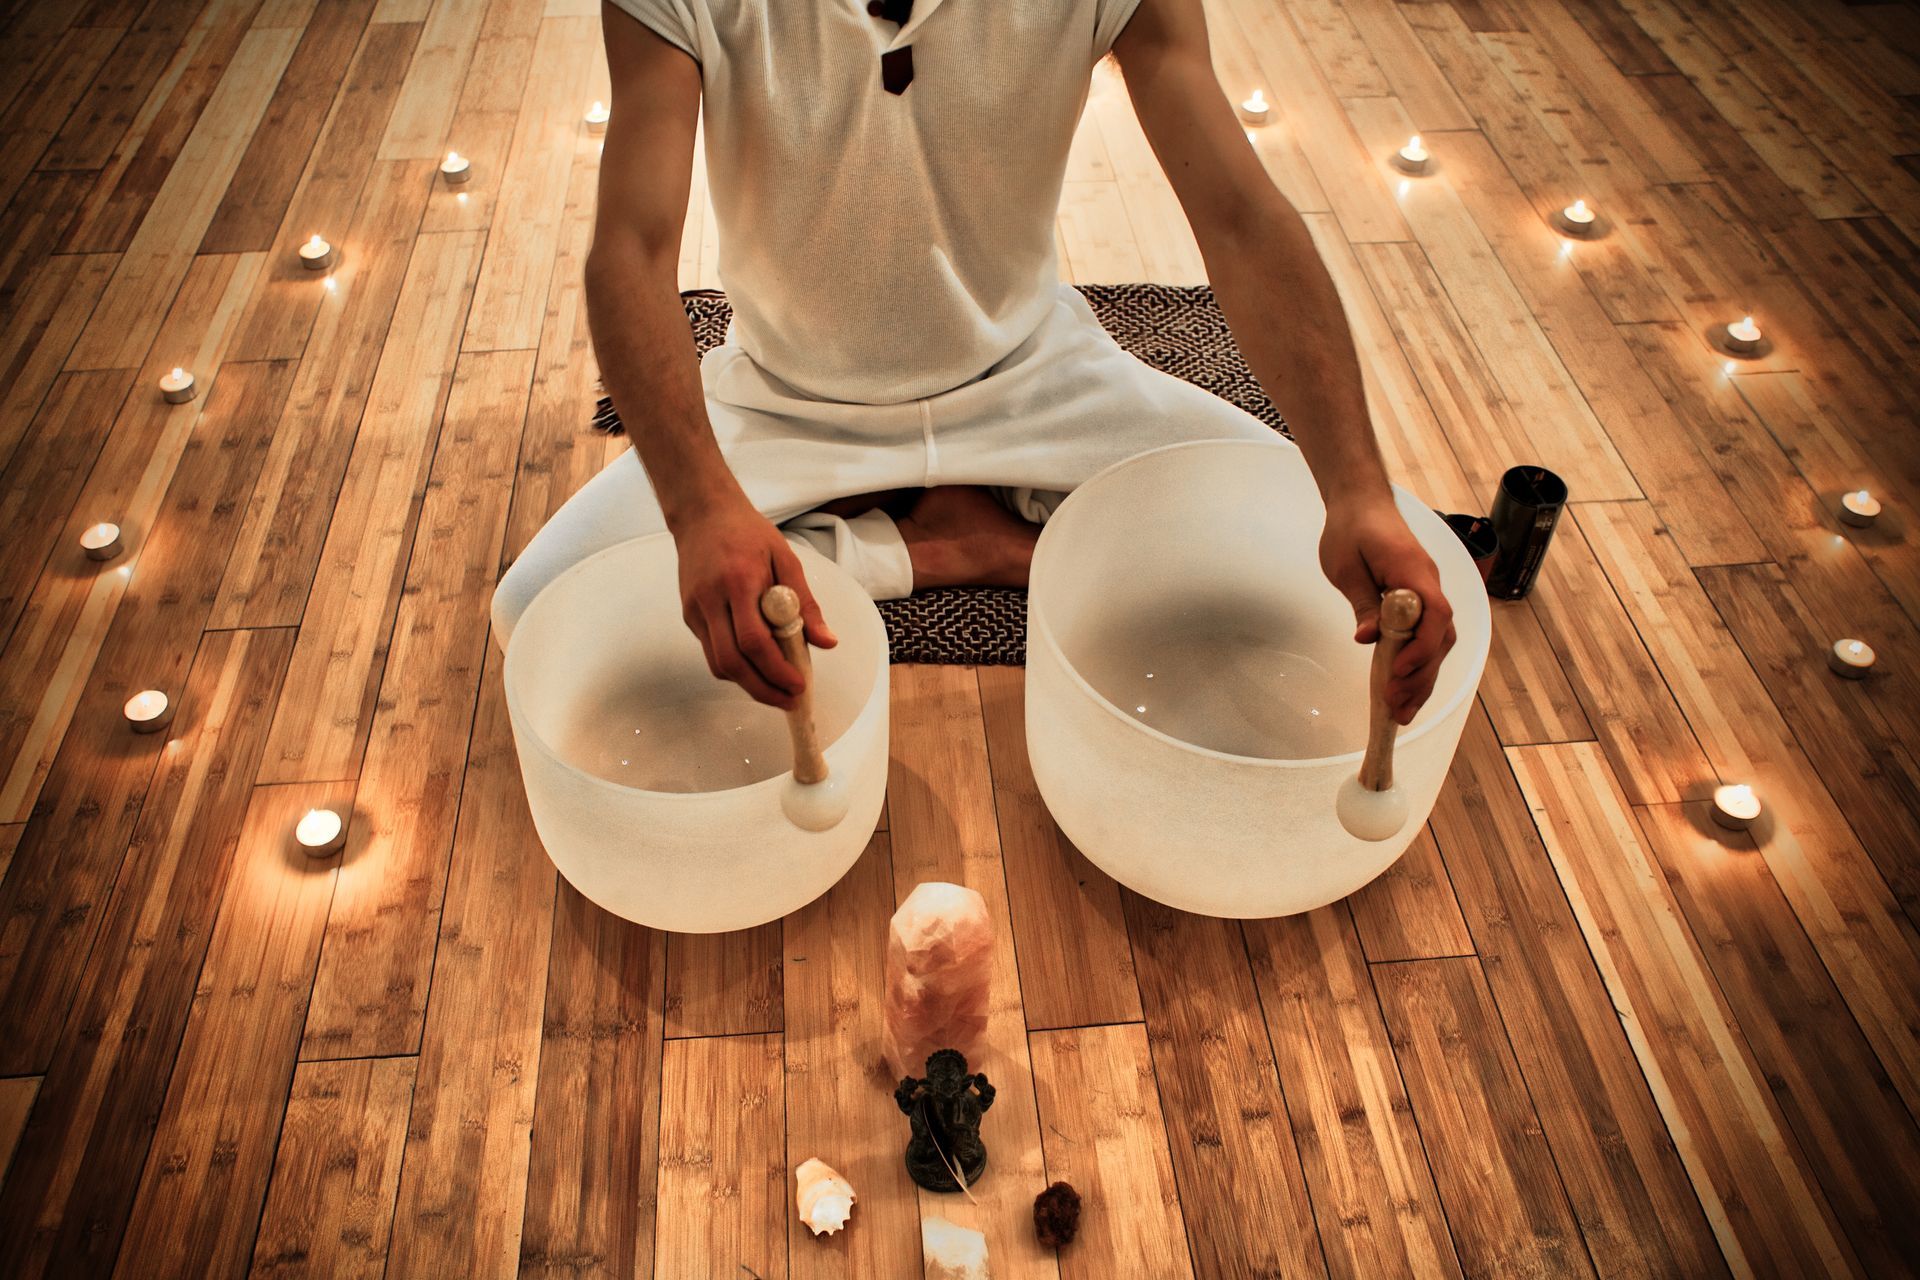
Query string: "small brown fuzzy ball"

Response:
xmin=1033 ymin=1181 xmax=1082 ymax=1248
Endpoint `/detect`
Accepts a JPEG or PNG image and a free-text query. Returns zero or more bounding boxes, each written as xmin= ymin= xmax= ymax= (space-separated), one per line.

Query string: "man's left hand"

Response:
xmin=1318 ymin=495 xmax=1457 ymax=725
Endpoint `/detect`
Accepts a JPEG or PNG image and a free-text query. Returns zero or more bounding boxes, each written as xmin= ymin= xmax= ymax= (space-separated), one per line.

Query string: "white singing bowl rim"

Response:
xmin=1028 ymin=438 xmax=1491 ymax=771
xmin=503 ymin=532 xmax=888 ymax=803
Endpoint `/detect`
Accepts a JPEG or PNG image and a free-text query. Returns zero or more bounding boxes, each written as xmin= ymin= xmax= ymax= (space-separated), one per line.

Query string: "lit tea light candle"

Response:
xmin=124 ymin=689 xmax=173 ymax=734
xmin=1839 ymin=489 xmax=1880 ymax=528
xmin=585 ymin=100 xmax=609 ymax=133
xmin=298 ymin=233 xmax=334 ymax=270
xmin=440 ymin=150 xmax=471 ymax=185
xmin=158 ymin=366 xmax=195 ymax=404
xmin=80 ymin=521 xmax=123 ymax=561
xmin=294 ymin=807 xmax=347 ymax=856
xmin=1393 ymin=134 xmax=1431 ymax=175
xmin=1238 ymin=89 xmax=1270 ymax=125
xmin=1724 ymin=314 xmax=1762 ymax=355
xmin=1710 ymin=783 xmax=1761 ymax=831
xmin=1828 ymin=638 xmax=1875 ymax=679
xmin=1557 ymin=198 xmax=1597 ymax=236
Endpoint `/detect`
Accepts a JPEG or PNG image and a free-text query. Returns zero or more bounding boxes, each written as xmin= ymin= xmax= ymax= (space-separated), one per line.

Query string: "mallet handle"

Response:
xmin=1359 ymin=589 xmax=1424 ymax=793
xmin=760 ymin=586 xmax=828 ymax=785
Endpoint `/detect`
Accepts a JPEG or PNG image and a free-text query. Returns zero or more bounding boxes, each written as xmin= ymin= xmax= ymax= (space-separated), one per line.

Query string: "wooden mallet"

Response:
xmin=1335 ymin=588 xmax=1424 ymax=842
xmin=760 ymin=585 xmax=849 ymax=831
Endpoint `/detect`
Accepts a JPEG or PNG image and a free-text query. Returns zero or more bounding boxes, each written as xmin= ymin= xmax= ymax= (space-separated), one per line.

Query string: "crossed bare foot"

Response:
xmin=895 ymin=485 xmax=1040 ymax=590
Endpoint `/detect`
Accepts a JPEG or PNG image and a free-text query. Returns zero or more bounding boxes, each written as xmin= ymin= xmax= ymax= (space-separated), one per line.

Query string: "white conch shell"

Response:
xmin=923 ymin=1216 xmax=991 ymax=1279
xmin=794 ymin=1158 xmax=856 ymax=1236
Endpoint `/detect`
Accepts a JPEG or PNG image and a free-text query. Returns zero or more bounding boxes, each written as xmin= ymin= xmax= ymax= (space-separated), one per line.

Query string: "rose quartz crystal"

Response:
xmin=884 ymin=882 xmax=993 ymax=1079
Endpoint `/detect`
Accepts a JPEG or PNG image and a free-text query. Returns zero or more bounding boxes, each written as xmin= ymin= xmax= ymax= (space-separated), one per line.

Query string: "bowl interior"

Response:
xmin=1030 ymin=440 xmax=1490 ymax=765
xmin=505 ymin=534 xmax=885 ymax=795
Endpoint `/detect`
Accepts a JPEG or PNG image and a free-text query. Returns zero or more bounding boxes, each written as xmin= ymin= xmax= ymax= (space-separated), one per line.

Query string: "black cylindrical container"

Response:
xmin=1486 ymin=466 xmax=1567 ymax=600
xmin=1440 ymin=513 xmax=1499 ymax=584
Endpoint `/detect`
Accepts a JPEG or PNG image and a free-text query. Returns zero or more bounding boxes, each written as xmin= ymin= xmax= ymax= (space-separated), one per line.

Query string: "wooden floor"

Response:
xmin=1 ymin=0 xmax=1918 ymax=1275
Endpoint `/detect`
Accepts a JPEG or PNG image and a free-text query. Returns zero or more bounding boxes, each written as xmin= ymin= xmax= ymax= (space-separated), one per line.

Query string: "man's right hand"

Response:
xmin=672 ymin=497 xmax=838 ymax=709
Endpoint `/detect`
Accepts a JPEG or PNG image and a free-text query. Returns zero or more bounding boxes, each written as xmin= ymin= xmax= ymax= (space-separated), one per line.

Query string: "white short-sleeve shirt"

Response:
xmin=608 ymin=0 xmax=1145 ymax=405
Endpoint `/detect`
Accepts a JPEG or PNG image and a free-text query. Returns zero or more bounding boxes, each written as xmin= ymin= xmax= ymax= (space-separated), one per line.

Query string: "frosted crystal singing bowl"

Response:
xmin=505 ymin=535 xmax=888 ymax=932
xmin=1026 ymin=439 xmax=1490 ymax=918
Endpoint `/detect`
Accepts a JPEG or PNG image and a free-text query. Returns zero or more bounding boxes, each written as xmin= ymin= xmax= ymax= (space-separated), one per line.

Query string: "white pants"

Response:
xmin=491 ymin=284 xmax=1289 ymax=645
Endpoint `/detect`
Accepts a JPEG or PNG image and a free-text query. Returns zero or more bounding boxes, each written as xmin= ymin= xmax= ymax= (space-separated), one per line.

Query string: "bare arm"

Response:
xmin=1113 ymin=0 xmax=1455 ymax=721
xmin=589 ymin=3 xmax=833 ymax=708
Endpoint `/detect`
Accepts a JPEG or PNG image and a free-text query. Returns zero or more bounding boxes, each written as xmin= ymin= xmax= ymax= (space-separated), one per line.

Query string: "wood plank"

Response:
xmin=0 ymin=822 xmax=19 ymax=885
xmin=199 ymin=0 xmax=381 ymax=252
xmin=1634 ymin=71 xmax=1816 ymax=234
xmin=1477 ymin=597 xmax=1594 ymax=746
xmin=1083 ymin=61 xmax=1206 ymax=284
xmin=1574 ymin=500 xmax=1920 ymax=1113
xmin=1342 ymin=98 xmax=1644 ymax=502
xmin=1615 ymin=0 xmax=1875 ymax=220
xmin=1372 ymin=957 xmax=1598 ymax=1279
xmin=39 ymin=5 xmax=205 ymax=173
xmin=1398 ymin=0 xmax=1683 ymax=325
xmin=1229 ymin=0 xmax=1411 ymax=243
xmin=1427 ymin=704 xmax=1729 ymax=1277
xmin=1344 ymin=825 xmax=1474 ymax=962
xmin=383 ymin=640 xmax=558 ymax=1277
xmin=1301 ymin=212 xmax=1476 ymax=513
xmin=0 ymin=254 xmax=119 ymax=459
xmin=1199 ymin=0 xmax=1330 ymax=216
xmin=0 ymin=628 xmax=294 ymax=1280
xmin=1528 ymin=515 xmax=1713 ymax=805
xmin=662 ymin=922 xmax=783 ymax=1038
xmin=299 ymin=347 xmax=529 ymax=1057
xmin=653 ymin=1033 xmax=786 ymax=1280
xmin=886 ymin=663 xmax=1058 ymax=1279
xmin=377 ymin=0 xmax=490 ymax=160
xmin=782 ymin=832 xmax=923 ymax=1280
xmin=977 ymin=665 xmax=1142 ymax=1030
xmin=0 ymin=1074 xmax=37 ymax=1179
xmin=499 ymin=104 xmax=601 ymax=568
xmin=0 ymin=368 xmax=140 ymax=639
xmin=210 ymin=159 xmax=436 ymax=625
xmin=415 ymin=0 xmax=550 ymax=237
xmin=221 ymin=20 xmax=424 ymax=366
xmin=248 ymin=1057 xmax=417 ymax=1279
xmin=1283 ymin=0 xmax=1391 ymax=97
xmin=59 ymin=0 xmax=275 ymax=255
xmin=66 ymin=25 xmax=301 ymax=369
xmin=1415 ymin=128 xmax=1763 ymax=566
xmin=1555 ymin=0 xmax=1675 ymax=75
xmin=1342 ymin=0 xmax=1475 ymax=131
xmin=0 ymin=359 xmax=296 ymax=1069
xmin=254 ymin=229 xmax=485 ymax=784
xmin=1509 ymin=742 xmax=1859 ymax=1276
xmin=1621 ymin=321 xmax=1920 ymax=635
xmin=1244 ymin=908 xmax=1463 ymax=1278
xmin=461 ymin=14 xmax=597 ymax=351
xmin=1057 ymin=181 xmax=1149 ymax=283
xmin=1698 ymin=563 xmax=1920 ymax=918
xmin=1124 ymin=895 xmax=1329 ymax=1279
xmin=0 ymin=252 xmax=266 ymax=823
xmin=519 ymin=884 xmax=666 ymax=1279
xmin=1030 ymin=1023 xmax=1195 ymax=1279
xmin=0 ymin=169 xmax=97 ymax=305
xmin=1635 ymin=802 xmax=1920 ymax=1278
xmin=0 ymin=25 xmax=121 ymax=215
xmin=111 ymin=779 xmax=353 ymax=1280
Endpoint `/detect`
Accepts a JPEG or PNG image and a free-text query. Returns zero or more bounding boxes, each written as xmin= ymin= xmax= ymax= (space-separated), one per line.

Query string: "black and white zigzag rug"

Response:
xmin=593 ymin=285 xmax=1291 ymax=666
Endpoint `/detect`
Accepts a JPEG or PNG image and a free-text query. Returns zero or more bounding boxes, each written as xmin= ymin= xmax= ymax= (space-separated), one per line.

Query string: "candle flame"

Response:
xmin=1855 ymin=489 xmax=1871 ymax=501
xmin=1245 ymin=89 xmax=1267 ymax=110
xmin=446 ymin=151 xmax=462 ymax=164
xmin=308 ymin=234 xmax=323 ymax=249
xmin=1848 ymin=641 xmax=1864 ymax=655
xmin=1408 ymin=135 xmax=1422 ymax=150
xmin=591 ymin=100 xmax=606 ymax=114
xmin=1571 ymin=199 xmax=1589 ymax=217
xmin=1726 ymin=784 xmax=1753 ymax=803
xmin=170 ymin=367 xmax=184 ymax=379
xmin=1742 ymin=314 xmax=1754 ymax=327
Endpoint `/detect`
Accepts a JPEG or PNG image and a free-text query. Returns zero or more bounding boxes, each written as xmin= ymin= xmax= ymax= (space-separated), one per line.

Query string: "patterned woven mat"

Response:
xmin=593 ymin=284 xmax=1291 ymax=665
